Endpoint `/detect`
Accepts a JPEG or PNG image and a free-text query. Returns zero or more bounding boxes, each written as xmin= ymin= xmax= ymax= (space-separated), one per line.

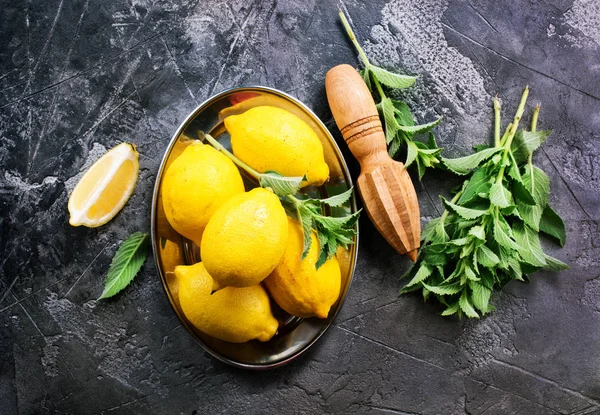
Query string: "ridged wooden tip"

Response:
xmin=406 ymin=249 xmax=418 ymax=262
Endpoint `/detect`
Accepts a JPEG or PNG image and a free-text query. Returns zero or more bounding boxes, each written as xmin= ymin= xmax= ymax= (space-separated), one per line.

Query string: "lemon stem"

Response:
xmin=202 ymin=132 xmax=262 ymax=180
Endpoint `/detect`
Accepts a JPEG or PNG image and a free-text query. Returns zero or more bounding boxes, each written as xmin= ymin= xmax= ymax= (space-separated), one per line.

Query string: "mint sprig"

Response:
xmin=402 ymin=88 xmax=568 ymax=318
xmin=99 ymin=232 xmax=150 ymax=300
xmin=202 ymin=132 xmax=359 ymax=267
xmin=339 ymin=9 xmax=442 ymax=179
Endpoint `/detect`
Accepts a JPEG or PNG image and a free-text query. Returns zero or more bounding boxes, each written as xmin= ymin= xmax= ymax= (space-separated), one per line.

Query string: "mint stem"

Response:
xmin=496 ymin=87 xmax=530 ymax=183
xmin=339 ymin=9 xmax=371 ymax=68
xmin=202 ymin=132 xmax=262 ymax=180
xmin=373 ymin=76 xmax=386 ymax=102
xmin=527 ymin=104 xmax=540 ymax=171
xmin=494 ymin=96 xmax=501 ymax=147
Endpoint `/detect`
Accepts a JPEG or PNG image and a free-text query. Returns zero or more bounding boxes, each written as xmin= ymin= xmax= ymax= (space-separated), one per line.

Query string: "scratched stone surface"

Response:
xmin=1 ymin=0 xmax=599 ymax=413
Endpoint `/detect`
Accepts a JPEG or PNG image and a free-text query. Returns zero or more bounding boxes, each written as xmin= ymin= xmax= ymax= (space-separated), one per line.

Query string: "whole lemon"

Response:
xmin=201 ymin=187 xmax=288 ymax=287
xmin=264 ymin=217 xmax=342 ymax=319
xmin=176 ymin=262 xmax=278 ymax=343
xmin=225 ymin=106 xmax=330 ymax=186
xmin=161 ymin=142 xmax=245 ymax=245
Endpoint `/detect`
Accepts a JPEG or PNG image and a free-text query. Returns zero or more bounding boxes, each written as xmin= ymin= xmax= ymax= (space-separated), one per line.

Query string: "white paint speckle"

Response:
xmin=565 ymin=0 xmax=600 ymax=46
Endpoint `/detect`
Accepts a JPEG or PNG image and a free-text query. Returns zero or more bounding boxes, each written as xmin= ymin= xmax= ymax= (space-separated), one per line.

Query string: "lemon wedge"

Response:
xmin=68 ymin=142 xmax=139 ymax=227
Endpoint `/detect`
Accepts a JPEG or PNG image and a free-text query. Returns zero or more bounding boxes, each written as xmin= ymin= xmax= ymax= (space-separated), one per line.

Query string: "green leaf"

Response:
xmin=405 ymin=140 xmax=418 ymax=168
xmin=468 ymin=225 xmax=486 ymax=241
xmin=512 ymin=222 xmax=547 ymax=267
xmin=380 ymin=97 xmax=399 ymax=144
xmin=458 ymin=168 xmax=491 ymax=204
xmin=511 ymin=179 xmax=536 ymax=206
xmin=441 ymin=302 xmax=460 ymax=316
xmin=511 ymin=130 xmax=551 ymax=163
xmin=404 ymin=263 xmax=433 ymax=288
xmin=539 ymin=204 xmax=566 ymax=247
xmin=442 ymin=148 xmax=502 ymax=175
xmin=99 ymin=232 xmax=150 ymax=300
xmin=421 ymin=243 xmax=449 ymax=266
xmin=523 ymin=163 xmax=550 ymax=207
xmin=517 ymin=201 xmax=543 ymax=231
xmin=442 ymin=197 xmax=488 ymax=220
xmin=314 ymin=188 xmax=354 ymax=207
xmin=396 ymin=117 xmax=442 ymax=134
xmin=469 ymin=281 xmax=492 ymax=314
xmin=459 ymin=290 xmax=479 ymax=318
xmin=544 ymin=254 xmax=569 ymax=271
xmin=423 ymin=218 xmax=449 ymax=244
xmin=422 ymin=282 xmax=462 ymax=295
xmin=489 ymin=182 xmax=513 ymax=208
xmin=477 ymin=245 xmax=500 ymax=268
xmin=369 ymin=65 xmax=417 ymax=89
xmin=260 ymin=171 xmax=305 ymax=196
xmin=391 ymin=99 xmax=415 ymax=126
xmin=493 ymin=217 xmax=520 ymax=251
xmin=296 ymin=204 xmax=314 ymax=259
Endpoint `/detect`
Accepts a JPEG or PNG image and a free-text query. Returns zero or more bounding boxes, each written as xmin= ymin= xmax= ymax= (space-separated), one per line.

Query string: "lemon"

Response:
xmin=201 ymin=187 xmax=288 ymax=287
xmin=264 ymin=217 xmax=342 ymax=319
xmin=68 ymin=142 xmax=139 ymax=227
xmin=161 ymin=141 xmax=245 ymax=245
xmin=176 ymin=262 xmax=278 ymax=343
xmin=225 ymin=106 xmax=330 ymax=186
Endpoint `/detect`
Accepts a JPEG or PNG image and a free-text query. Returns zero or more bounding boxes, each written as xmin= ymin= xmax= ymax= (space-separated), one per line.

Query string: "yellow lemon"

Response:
xmin=225 ymin=106 xmax=329 ymax=186
xmin=264 ymin=217 xmax=342 ymax=319
xmin=68 ymin=142 xmax=139 ymax=227
xmin=161 ymin=141 xmax=245 ymax=245
xmin=176 ymin=262 xmax=278 ymax=343
xmin=201 ymin=187 xmax=288 ymax=287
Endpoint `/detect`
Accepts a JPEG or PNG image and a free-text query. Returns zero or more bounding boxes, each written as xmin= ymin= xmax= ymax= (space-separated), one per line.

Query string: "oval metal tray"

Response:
xmin=150 ymin=87 xmax=358 ymax=369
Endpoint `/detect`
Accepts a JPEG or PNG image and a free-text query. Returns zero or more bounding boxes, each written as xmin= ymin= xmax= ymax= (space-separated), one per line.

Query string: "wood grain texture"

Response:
xmin=325 ymin=64 xmax=420 ymax=260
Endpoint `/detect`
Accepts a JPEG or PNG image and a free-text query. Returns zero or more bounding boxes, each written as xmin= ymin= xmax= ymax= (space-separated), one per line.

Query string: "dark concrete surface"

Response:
xmin=1 ymin=0 xmax=599 ymax=413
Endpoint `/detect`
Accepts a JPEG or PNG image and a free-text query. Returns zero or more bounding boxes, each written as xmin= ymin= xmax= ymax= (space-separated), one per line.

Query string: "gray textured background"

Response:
xmin=1 ymin=0 xmax=599 ymax=414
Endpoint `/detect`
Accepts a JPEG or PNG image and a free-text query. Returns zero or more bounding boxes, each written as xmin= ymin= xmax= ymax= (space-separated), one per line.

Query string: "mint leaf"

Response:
xmin=517 ymin=201 xmax=543 ymax=231
xmin=405 ymin=140 xmax=418 ymax=168
xmin=396 ymin=117 xmax=442 ymax=134
xmin=523 ymin=164 xmax=550 ymax=207
xmin=458 ymin=168 xmax=491 ymax=204
xmin=489 ymin=182 xmax=513 ymax=208
xmin=459 ymin=290 xmax=479 ymax=318
xmin=469 ymin=281 xmax=492 ymax=314
xmin=511 ymin=179 xmax=537 ymax=206
xmin=391 ymin=99 xmax=415 ymax=126
xmin=404 ymin=263 xmax=433 ymax=288
xmin=468 ymin=225 xmax=486 ymax=241
xmin=296 ymin=204 xmax=314 ymax=259
xmin=493 ymin=217 xmax=519 ymax=251
xmin=442 ymin=148 xmax=502 ymax=175
xmin=441 ymin=302 xmax=460 ymax=316
xmin=477 ymin=245 xmax=500 ymax=268
xmin=543 ymin=254 xmax=569 ymax=271
xmin=314 ymin=187 xmax=354 ymax=207
xmin=539 ymin=204 xmax=566 ymax=247
xmin=99 ymin=232 xmax=149 ymax=300
xmin=370 ymin=65 xmax=417 ymax=89
xmin=511 ymin=130 xmax=551 ymax=163
xmin=422 ymin=282 xmax=462 ymax=295
xmin=260 ymin=171 xmax=305 ymax=197
xmin=380 ymin=97 xmax=400 ymax=144
xmin=513 ymin=223 xmax=547 ymax=267
xmin=442 ymin=197 xmax=488 ymax=219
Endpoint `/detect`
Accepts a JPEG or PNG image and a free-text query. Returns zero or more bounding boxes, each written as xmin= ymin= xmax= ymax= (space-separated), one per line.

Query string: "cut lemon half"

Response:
xmin=68 ymin=142 xmax=139 ymax=227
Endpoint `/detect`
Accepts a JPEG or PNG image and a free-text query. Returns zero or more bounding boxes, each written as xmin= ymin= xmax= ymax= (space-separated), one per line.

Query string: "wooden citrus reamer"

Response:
xmin=325 ymin=64 xmax=420 ymax=261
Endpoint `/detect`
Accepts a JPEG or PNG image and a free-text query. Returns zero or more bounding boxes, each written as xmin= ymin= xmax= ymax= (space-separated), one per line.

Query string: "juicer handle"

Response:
xmin=325 ymin=64 xmax=391 ymax=172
